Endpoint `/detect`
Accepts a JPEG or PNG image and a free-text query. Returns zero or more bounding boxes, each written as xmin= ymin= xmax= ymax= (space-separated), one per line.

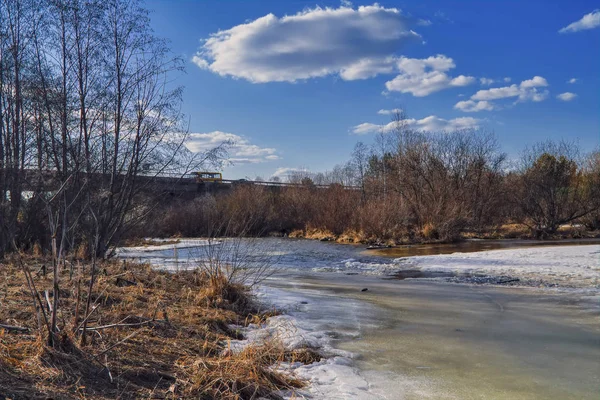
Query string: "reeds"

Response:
xmin=0 ymin=256 xmax=313 ymax=399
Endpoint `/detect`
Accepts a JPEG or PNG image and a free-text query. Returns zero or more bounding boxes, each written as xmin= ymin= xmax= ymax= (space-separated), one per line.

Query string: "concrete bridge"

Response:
xmin=3 ymin=169 xmax=358 ymax=196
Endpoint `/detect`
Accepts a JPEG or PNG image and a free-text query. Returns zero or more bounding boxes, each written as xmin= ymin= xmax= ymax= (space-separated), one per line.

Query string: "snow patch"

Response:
xmin=393 ymin=245 xmax=600 ymax=288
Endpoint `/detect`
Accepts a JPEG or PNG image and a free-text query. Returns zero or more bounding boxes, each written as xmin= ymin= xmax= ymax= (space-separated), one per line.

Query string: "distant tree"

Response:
xmin=581 ymin=150 xmax=600 ymax=229
xmin=350 ymin=141 xmax=370 ymax=197
xmin=517 ymin=141 xmax=591 ymax=236
xmin=301 ymin=177 xmax=314 ymax=187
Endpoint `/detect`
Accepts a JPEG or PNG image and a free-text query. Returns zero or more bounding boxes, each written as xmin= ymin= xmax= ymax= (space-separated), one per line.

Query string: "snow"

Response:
xmin=393 ymin=245 xmax=600 ymax=288
xmin=115 ymin=238 xmax=214 ymax=254
xmin=226 ymin=284 xmax=391 ymax=399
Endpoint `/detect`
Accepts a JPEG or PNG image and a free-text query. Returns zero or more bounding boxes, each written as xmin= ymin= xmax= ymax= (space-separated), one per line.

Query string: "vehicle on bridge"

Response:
xmin=194 ymin=171 xmax=222 ymax=183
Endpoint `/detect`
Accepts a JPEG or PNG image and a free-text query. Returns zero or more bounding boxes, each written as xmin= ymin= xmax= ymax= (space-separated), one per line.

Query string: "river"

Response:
xmin=118 ymin=238 xmax=600 ymax=399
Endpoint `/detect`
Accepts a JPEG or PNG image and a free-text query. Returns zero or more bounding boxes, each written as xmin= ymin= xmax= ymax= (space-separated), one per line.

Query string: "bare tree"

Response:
xmin=517 ymin=140 xmax=591 ymax=236
xmin=350 ymin=141 xmax=370 ymax=198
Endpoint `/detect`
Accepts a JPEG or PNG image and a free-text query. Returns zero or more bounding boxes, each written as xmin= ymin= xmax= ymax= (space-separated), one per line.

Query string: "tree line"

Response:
xmin=153 ymin=112 xmax=600 ymax=242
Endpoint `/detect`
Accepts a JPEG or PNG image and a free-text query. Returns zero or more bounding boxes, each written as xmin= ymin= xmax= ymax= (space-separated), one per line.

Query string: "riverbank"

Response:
xmin=0 ymin=257 xmax=315 ymax=399
xmin=284 ymin=224 xmax=600 ymax=245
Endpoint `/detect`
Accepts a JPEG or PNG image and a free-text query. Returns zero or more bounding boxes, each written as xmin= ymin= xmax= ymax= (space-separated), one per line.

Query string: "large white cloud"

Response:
xmin=559 ymin=10 xmax=600 ymax=33
xmin=193 ymin=4 xmax=421 ymax=83
xmin=186 ymin=131 xmax=280 ymax=164
xmin=351 ymin=115 xmax=480 ymax=134
xmin=384 ymin=55 xmax=475 ymax=96
xmin=455 ymin=76 xmax=549 ymax=112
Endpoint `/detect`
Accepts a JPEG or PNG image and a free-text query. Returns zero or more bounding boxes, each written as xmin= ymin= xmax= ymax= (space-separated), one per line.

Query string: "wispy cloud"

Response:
xmin=186 ymin=131 xmax=280 ymax=164
xmin=454 ymin=100 xmax=496 ymax=112
xmin=556 ymin=92 xmax=577 ymax=101
xmin=377 ymin=108 xmax=403 ymax=115
xmin=352 ymin=114 xmax=480 ymax=134
xmin=271 ymin=167 xmax=311 ymax=179
xmin=559 ymin=10 xmax=600 ymax=33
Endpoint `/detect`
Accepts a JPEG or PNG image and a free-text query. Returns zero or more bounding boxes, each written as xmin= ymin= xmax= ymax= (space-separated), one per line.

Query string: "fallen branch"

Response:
xmin=93 ymin=329 xmax=144 ymax=359
xmin=0 ymin=324 xmax=30 ymax=333
xmin=80 ymin=317 xmax=169 ymax=331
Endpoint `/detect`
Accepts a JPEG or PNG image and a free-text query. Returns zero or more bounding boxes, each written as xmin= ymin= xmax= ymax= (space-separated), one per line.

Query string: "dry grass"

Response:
xmin=0 ymin=257 xmax=311 ymax=399
xmin=464 ymin=223 xmax=600 ymax=240
xmin=120 ymin=237 xmax=181 ymax=247
xmin=289 ymin=228 xmax=366 ymax=244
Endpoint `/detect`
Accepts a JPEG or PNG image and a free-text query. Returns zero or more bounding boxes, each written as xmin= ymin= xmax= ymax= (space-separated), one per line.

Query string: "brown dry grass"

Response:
xmin=120 ymin=237 xmax=181 ymax=247
xmin=0 ymin=257 xmax=311 ymax=399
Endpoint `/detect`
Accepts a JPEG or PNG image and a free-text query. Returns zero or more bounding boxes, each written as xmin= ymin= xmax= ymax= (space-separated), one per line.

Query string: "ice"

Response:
xmin=115 ymin=238 xmax=214 ymax=255
xmin=393 ymin=244 xmax=600 ymax=288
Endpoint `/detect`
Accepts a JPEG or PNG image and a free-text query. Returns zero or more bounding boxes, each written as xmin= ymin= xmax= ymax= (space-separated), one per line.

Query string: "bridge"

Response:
xmin=3 ymin=169 xmax=359 ymax=195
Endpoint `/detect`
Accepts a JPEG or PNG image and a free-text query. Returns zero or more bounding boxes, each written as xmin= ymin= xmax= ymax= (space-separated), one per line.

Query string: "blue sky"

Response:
xmin=146 ymin=0 xmax=599 ymax=180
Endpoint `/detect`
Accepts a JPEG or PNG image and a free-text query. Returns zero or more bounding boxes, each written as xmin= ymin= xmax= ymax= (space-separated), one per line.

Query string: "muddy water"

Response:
xmin=267 ymin=272 xmax=600 ymax=399
xmin=368 ymin=238 xmax=600 ymax=258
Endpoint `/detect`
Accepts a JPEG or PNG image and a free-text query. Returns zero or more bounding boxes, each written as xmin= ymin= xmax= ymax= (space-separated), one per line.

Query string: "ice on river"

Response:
xmin=394 ymin=244 xmax=600 ymax=288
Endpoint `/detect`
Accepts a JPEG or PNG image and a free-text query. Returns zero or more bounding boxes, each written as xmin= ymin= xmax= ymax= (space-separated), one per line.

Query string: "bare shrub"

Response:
xmin=515 ymin=141 xmax=593 ymax=236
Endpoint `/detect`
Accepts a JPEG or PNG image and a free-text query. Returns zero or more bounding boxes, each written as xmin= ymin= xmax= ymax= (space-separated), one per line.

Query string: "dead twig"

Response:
xmin=80 ymin=317 xmax=169 ymax=332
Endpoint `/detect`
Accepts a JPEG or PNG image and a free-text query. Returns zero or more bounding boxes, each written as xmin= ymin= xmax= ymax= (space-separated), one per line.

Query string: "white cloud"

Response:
xmin=470 ymin=76 xmax=548 ymax=100
xmin=557 ymin=92 xmax=577 ymax=101
xmin=186 ymin=131 xmax=280 ymax=164
xmin=504 ymin=77 xmax=511 ymax=82
xmin=480 ymin=78 xmax=494 ymax=85
xmin=351 ymin=122 xmax=383 ymax=135
xmin=339 ymin=56 xmax=397 ymax=80
xmin=559 ymin=10 xmax=600 ymax=33
xmin=471 ymin=84 xmax=522 ymax=101
xmin=454 ymin=100 xmax=495 ymax=112
xmin=408 ymin=116 xmax=480 ymax=132
xmin=377 ymin=108 xmax=403 ymax=115
xmin=271 ymin=167 xmax=311 ymax=179
xmin=455 ymin=76 xmax=549 ymax=112
xmin=384 ymin=55 xmax=475 ymax=96
xmin=519 ymin=88 xmax=549 ymax=102
xmin=351 ymin=115 xmax=480 ymax=134
xmin=193 ymin=4 xmax=422 ymax=83
xmin=568 ymin=78 xmax=578 ymax=84
xmin=520 ymin=76 xmax=548 ymax=88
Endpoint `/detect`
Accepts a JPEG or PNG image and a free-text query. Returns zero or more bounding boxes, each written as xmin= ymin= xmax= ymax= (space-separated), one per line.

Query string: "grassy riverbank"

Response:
xmin=0 ymin=257 xmax=316 ymax=399
xmin=284 ymin=224 xmax=600 ymax=245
